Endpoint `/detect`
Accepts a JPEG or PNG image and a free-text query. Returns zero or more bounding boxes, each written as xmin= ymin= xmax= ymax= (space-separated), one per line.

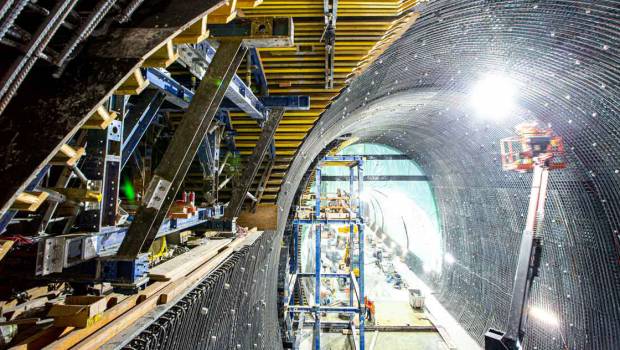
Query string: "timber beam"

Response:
xmin=10 ymin=191 xmax=49 ymax=212
xmin=116 ymin=40 xmax=247 ymax=260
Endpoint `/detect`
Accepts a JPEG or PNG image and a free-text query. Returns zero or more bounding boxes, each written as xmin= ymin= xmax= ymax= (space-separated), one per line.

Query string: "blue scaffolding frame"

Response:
xmin=288 ymin=155 xmax=365 ymax=350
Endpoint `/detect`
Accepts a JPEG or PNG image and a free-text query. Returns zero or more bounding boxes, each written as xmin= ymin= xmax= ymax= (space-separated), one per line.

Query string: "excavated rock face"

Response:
xmin=278 ymin=1 xmax=620 ymax=348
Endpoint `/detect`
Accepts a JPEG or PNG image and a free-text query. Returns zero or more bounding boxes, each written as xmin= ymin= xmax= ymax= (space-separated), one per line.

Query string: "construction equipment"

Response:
xmin=485 ymin=122 xmax=566 ymax=350
xmin=499 ymin=122 xmax=566 ymax=172
xmin=408 ymin=289 xmax=425 ymax=309
xmin=287 ymin=156 xmax=366 ymax=350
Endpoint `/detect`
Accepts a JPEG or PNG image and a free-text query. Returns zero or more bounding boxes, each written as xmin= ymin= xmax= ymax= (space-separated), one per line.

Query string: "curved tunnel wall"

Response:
xmin=363 ymin=188 xmax=442 ymax=273
xmin=278 ymin=1 xmax=620 ymax=348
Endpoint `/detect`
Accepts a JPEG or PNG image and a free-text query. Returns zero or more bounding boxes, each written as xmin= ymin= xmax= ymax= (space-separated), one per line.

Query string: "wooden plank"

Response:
xmin=81 ymin=105 xmax=118 ymax=130
xmin=50 ymin=144 xmax=86 ymax=166
xmin=0 ymin=317 xmax=53 ymax=327
xmin=148 ymin=238 xmax=232 ymax=281
xmin=143 ymin=40 xmax=179 ymax=68
xmin=0 ymin=239 xmax=15 ymax=262
xmin=115 ymin=69 xmax=149 ymax=96
xmin=67 ymin=233 xmax=260 ymax=350
xmin=209 ymin=0 xmax=237 ymax=23
xmin=52 ymin=188 xmax=101 ymax=202
xmin=0 ymin=286 xmax=54 ymax=314
xmin=237 ymin=0 xmax=262 ymax=8
xmin=4 ymin=298 xmax=49 ymax=321
xmin=10 ymin=192 xmax=49 ymax=211
xmin=172 ymin=16 xmax=209 ymax=44
xmin=8 ymin=326 xmax=72 ymax=350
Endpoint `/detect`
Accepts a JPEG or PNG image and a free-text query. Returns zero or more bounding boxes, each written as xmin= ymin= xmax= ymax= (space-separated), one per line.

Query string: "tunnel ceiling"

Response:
xmin=279 ymin=1 xmax=620 ymax=349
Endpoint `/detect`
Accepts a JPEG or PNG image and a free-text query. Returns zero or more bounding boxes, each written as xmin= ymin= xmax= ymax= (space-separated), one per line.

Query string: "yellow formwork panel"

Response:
xmin=261 ymin=55 xmax=365 ymax=62
xmin=235 ymin=133 xmax=307 ymax=140
xmin=236 ymin=140 xmax=302 ymax=148
xmin=240 ymin=149 xmax=297 ymax=156
xmin=224 ymin=0 xmax=420 ymax=201
xmin=233 ymin=125 xmax=313 ymax=133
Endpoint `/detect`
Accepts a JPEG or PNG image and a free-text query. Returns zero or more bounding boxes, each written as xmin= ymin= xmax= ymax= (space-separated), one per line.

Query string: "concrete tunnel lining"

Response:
xmin=276 ymin=1 xmax=620 ymax=348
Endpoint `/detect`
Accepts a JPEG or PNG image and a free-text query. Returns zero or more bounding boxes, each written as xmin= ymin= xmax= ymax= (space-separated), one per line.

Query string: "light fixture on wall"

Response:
xmin=444 ymin=252 xmax=456 ymax=264
xmin=470 ymin=73 xmax=518 ymax=120
xmin=529 ymin=306 xmax=559 ymax=326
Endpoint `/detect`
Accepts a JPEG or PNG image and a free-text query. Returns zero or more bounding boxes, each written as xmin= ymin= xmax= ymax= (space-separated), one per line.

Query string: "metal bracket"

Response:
xmin=322 ymin=0 xmax=338 ymax=89
xmin=208 ymin=17 xmax=295 ymax=48
xmin=143 ymin=175 xmax=172 ymax=210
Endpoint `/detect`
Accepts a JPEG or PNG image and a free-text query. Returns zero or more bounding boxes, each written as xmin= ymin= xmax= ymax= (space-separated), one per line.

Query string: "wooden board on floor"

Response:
xmin=148 ymin=239 xmax=232 ymax=281
xmin=237 ymin=204 xmax=277 ymax=230
xmin=59 ymin=232 xmax=262 ymax=350
xmin=0 ymin=239 xmax=15 ymax=262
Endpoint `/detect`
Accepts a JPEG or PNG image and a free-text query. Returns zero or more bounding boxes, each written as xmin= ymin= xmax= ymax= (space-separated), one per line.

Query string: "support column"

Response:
xmin=358 ymin=160 xmax=365 ymax=350
xmin=116 ymin=40 xmax=246 ymax=259
xmin=224 ymin=107 xmax=285 ymax=219
xmin=292 ymin=222 xmax=299 ymax=274
xmin=76 ymin=118 xmax=122 ymax=231
xmin=121 ymin=90 xmax=166 ymax=169
xmin=314 ymin=168 xmax=322 ymax=350
xmin=349 ymin=166 xmax=355 ymax=307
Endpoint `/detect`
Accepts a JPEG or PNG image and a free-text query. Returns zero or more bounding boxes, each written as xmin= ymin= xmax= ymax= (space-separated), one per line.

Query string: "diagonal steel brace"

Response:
xmin=224 ymin=108 xmax=285 ymax=219
xmin=116 ymin=39 xmax=247 ymax=259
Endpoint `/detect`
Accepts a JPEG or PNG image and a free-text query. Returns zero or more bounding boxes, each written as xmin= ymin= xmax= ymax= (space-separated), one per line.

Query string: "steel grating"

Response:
xmin=277 ymin=1 xmax=620 ymax=349
xmin=123 ymin=232 xmax=283 ymax=350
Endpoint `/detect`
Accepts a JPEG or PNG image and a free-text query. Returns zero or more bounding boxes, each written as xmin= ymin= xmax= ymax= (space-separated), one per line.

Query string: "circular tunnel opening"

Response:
xmin=334 ymin=143 xmax=442 ymax=275
xmin=277 ymin=3 xmax=620 ymax=343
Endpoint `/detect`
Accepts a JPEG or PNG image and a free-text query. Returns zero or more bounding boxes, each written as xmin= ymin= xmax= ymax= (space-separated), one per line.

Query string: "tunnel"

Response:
xmin=276 ymin=2 xmax=620 ymax=348
xmin=0 ymin=0 xmax=618 ymax=349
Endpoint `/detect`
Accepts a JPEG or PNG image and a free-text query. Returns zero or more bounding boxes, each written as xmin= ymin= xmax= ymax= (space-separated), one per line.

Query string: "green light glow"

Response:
xmin=122 ymin=177 xmax=136 ymax=202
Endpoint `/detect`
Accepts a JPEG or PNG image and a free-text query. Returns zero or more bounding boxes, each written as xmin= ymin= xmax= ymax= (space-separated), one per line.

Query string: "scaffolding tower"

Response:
xmin=287 ymin=155 xmax=366 ymax=350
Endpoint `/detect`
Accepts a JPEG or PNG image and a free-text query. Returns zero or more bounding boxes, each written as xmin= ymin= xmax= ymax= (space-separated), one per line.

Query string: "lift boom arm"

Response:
xmin=485 ymin=160 xmax=550 ymax=349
